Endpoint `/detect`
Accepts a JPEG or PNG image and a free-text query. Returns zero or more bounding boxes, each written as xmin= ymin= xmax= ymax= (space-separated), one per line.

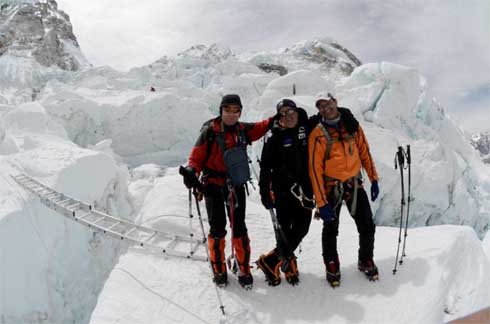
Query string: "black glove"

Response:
xmin=371 ymin=180 xmax=379 ymax=202
xmin=260 ymin=186 xmax=274 ymax=209
xmin=319 ymin=204 xmax=336 ymax=223
xmin=179 ymin=165 xmax=199 ymax=189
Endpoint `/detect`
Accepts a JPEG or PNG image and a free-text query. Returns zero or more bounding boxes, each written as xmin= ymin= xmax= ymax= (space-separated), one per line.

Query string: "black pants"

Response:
xmin=322 ymin=187 xmax=375 ymax=263
xmin=274 ymin=191 xmax=312 ymax=256
xmin=204 ymin=183 xmax=247 ymax=238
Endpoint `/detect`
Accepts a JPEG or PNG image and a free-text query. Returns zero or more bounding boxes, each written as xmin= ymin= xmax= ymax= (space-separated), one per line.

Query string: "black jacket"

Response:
xmin=259 ymin=107 xmax=313 ymax=198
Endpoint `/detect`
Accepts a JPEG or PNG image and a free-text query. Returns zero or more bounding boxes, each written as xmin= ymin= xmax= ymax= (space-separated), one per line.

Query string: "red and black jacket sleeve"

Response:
xmin=187 ymin=120 xmax=213 ymax=174
xmin=242 ymin=118 xmax=273 ymax=142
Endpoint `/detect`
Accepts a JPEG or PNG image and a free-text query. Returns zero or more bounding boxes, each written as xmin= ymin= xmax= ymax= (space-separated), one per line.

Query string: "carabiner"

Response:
xmin=290 ymin=183 xmax=315 ymax=210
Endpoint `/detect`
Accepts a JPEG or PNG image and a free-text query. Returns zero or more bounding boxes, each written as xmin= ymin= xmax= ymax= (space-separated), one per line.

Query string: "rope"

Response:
xmin=115 ymin=267 xmax=212 ymax=324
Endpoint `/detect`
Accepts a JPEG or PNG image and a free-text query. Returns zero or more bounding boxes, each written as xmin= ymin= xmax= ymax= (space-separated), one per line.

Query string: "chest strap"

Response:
xmin=317 ymin=123 xmax=356 ymax=160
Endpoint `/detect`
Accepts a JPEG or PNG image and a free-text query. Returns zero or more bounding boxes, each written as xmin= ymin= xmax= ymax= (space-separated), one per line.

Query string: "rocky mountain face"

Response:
xmin=471 ymin=131 xmax=490 ymax=164
xmin=0 ymin=0 xmax=89 ymax=102
xmin=247 ymin=38 xmax=362 ymax=78
xmin=0 ymin=0 xmax=85 ymax=70
xmin=290 ymin=39 xmax=362 ymax=73
xmin=177 ymin=43 xmax=233 ymax=63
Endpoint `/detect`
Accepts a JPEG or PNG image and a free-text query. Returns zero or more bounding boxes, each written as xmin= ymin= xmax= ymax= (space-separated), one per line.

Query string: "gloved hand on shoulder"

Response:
xmin=179 ymin=165 xmax=200 ymax=189
xmin=370 ymin=180 xmax=379 ymax=202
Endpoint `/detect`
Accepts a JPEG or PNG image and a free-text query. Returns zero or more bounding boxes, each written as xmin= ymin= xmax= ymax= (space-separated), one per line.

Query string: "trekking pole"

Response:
xmin=186 ymin=189 xmax=196 ymax=258
xmin=400 ymin=145 xmax=411 ymax=265
xmin=192 ymin=189 xmax=226 ymax=316
xmin=188 ymin=189 xmax=194 ymax=238
xmin=393 ymin=146 xmax=406 ymax=275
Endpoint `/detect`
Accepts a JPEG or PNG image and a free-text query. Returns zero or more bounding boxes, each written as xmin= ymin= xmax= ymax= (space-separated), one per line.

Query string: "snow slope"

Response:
xmin=89 ymin=168 xmax=490 ymax=324
xmin=484 ymin=230 xmax=490 ymax=262
xmin=0 ymin=102 xmax=131 ymax=324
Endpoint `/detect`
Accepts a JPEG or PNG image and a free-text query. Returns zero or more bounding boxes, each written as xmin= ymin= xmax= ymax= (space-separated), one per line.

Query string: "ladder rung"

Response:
xmin=190 ymin=241 xmax=202 ymax=254
xmin=35 ymin=188 xmax=51 ymax=194
xmin=76 ymin=212 xmax=92 ymax=220
xmin=41 ymin=189 xmax=57 ymax=196
xmin=45 ymin=192 xmax=60 ymax=199
xmin=21 ymin=178 xmax=34 ymax=184
xmin=52 ymin=196 xmax=66 ymax=203
xmin=31 ymin=184 xmax=43 ymax=190
xmin=165 ymin=238 xmax=178 ymax=250
xmin=106 ymin=222 xmax=121 ymax=231
xmin=58 ymin=198 xmax=72 ymax=206
xmin=66 ymin=203 xmax=80 ymax=210
xmin=142 ymin=231 xmax=158 ymax=244
xmin=123 ymin=227 xmax=137 ymax=236
xmin=92 ymin=216 xmax=106 ymax=224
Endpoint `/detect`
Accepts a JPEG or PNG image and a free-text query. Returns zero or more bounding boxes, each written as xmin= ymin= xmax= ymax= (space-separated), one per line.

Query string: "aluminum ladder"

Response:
xmin=11 ymin=173 xmax=207 ymax=262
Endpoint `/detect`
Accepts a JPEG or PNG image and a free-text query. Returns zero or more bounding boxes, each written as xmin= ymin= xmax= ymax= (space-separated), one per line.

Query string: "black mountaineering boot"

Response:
xmin=256 ymin=250 xmax=281 ymax=286
xmin=213 ymin=272 xmax=228 ymax=288
xmin=282 ymin=257 xmax=299 ymax=286
xmin=326 ymin=259 xmax=341 ymax=288
xmin=358 ymin=259 xmax=379 ymax=281
xmin=238 ymin=273 xmax=254 ymax=290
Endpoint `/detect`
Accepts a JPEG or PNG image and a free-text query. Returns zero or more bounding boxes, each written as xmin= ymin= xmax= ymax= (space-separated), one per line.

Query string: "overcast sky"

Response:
xmin=56 ymin=0 xmax=490 ymax=132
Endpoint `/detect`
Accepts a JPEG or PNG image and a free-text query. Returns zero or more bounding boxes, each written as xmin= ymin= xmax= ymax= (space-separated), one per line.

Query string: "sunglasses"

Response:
xmin=222 ymin=106 xmax=241 ymax=114
xmin=318 ymin=102 xmax=336 ymax=110
xmin=279 ymin=108 xmax=296 ymax=117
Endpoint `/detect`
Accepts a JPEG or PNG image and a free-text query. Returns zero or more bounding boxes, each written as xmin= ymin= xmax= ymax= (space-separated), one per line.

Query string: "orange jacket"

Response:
xmin=188 ymin=116 xmax=272 ymax=186
xmin=308 ymin=122 xmax=378 ymax=208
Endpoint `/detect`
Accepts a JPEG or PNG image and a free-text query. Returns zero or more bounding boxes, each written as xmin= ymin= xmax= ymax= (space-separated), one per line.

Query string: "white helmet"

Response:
xmin=315 ymin=91 xmax=336 ymax=108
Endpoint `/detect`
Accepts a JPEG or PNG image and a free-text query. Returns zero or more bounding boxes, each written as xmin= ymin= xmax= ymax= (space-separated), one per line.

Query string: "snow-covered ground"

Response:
xmin=88 ymin=169 xmax=490 ymax=324
xmin=0 ymin=102 xmax=132 ymax=324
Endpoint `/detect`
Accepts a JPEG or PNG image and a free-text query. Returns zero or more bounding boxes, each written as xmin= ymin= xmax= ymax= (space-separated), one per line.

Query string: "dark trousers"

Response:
xmin=274 ymin=191 xmax=312 ymax=256
xmin=204 ymin=183 xmax=247 ymax=238
xmin=322 ymin=187 xmax=375 ymax=263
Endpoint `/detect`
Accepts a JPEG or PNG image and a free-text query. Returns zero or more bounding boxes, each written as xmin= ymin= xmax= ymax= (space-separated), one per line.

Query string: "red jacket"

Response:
xmin=188 ymin=117 xmax=272 ymax=186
